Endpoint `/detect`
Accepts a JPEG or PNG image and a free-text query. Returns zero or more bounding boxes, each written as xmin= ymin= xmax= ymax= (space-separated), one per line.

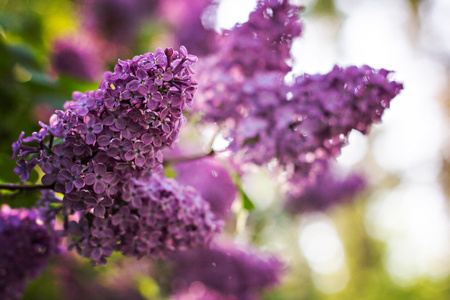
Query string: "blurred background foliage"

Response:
xmin=1 ymin=0 xmax=450 ymax=299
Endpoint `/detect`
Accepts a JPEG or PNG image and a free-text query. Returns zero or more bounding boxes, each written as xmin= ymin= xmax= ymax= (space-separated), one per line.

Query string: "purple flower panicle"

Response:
xmin=285 ymin=162 xmax=366 ymax=213
xmin=51 ymin=36 xmax=103 ymax=81
xmin=0 ymin=205 xmax=60 ymax=300
xmin=12 ymin=46 xmax=215 ymax=265
xmin=66 ymin=175 xmax=221 ymax=265
xmin=170 ymin=243 xmax=282 ymax=298
xmin=175 ymin=158 xmax=237 ymax=220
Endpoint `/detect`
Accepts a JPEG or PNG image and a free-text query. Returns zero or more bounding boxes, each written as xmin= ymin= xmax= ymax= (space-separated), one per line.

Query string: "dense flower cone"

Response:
xmin=194 ymin=0 xmax=403 ymax=183
xmin=13 ymin=46 xmax=197 ymax=192
xmin=285 ymin=161 xmax=365 ymax=213
xmin=174 ymin=158 xmax=237 ymax=220
xmin=13 ymin=46 xmax=222 ymax=264
xmin=0 ymin=205 xmax=60 ymax=300
xmin=64 ymin=175 xmax=221 ymax=265
xmin=171 ymin=282 xmax=248 ymax=300
xmin=170 ymin=243 xmax=282 ymax=298
xmin=51 ymin=36 xmax=103 ymax=81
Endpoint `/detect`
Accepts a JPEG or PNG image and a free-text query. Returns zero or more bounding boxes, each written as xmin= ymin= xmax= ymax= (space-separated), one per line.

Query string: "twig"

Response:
xmin=164 ymin=149 xmax=216 ymax=165
xmin=0 ymin=183 xmax=54 ymax=191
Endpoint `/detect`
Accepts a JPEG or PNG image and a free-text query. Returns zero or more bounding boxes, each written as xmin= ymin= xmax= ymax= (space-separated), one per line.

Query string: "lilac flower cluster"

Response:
xmin=194 ymin=0 xmax=402 ymax=185
xmin=158 ymin=0 xmax=219 ymax=56
xmin=174 ymin=158 xmax=237 ymax=220
xmin=285 ymin=162 xmax=365 ymax=213
xmin=228 ymin=65 xmax=404 ymax=167
xmin=171 ymin=282 xmax=246 ymax=300
xmin=195 ymin=0 xmax=302 ymax=122
xmin=0 ymin=205 xmax=60 ymax=300
xmin=66 ymin=175 xmax=220 ymax=265
xmin=14 ymin=46 xmax=197 ymax=187
xmin=219 ymin=0 xmax=302 ymax=75
xmin=51 ymin=36 xmax=103 ymax=81
xmin=170 ymin=243 xmax=282 ymax=298
xmin=80 ymin=0 xmax=158 ymax=53
xmin=12 ymin=46 xmax=222 ymax=264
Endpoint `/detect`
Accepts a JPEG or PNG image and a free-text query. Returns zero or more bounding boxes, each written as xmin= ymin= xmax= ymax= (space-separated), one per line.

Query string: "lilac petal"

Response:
xmin=93 ymin=124 xmax=103 ymax=133
xmin=162 ymin=72 xmax=173 ymax=81
xmin=95 ymin=163 xmax=107 ymax=175
xmin=115 ymin=118 xmax=126 ymax=130
xmin=103 ymin=116 xmax=115 ymax=126
xmin=94 ymin=180 xmax=106 ymax=194
xmin=135 ymin=154 xmax=146 ymax=167
xmin=42 ymin=174 xmax=57 ymax=185
xmin=102 ymin=172 xmax=115 ymax=183
xmin=84 ymin=197 xmax=97 ymax=206
xmin=77 ymin=124 xmax=88 ymax=134
xmin=65 ymin=181 xmax=74 ymax=193
xmin=85 ymin=132 xmax=96 ymax=145
xmin=97 ymin=135 xmax=112 ymax=147
xmin=59 ymin=169 xmax=72 ymax=180
xmin=141 ymin=133 xmax=153 ymax=145
xmin=124 ymin=150 xmax=137 ymax=161
xmin=102 ymin=246 xmax=113 ymax=257
xmin=126 ymin=80 xmax=140 ymax=91
xmin=161 ymin=123 xmax=171 ymax=133
xmin=91 ymin=248 xmax=102 ymax=261
xmin=94 ymin=205 xmax=106 ymax=218
xmin=153 ymin=92 xmax=162 ymax=102
xmin=111 ymin=214 xmax=122 ymax=226
xmin=74 ymin=178 xmax=85 ymax=189
xmin=85 ymin=173 xmax=97 ymax=185
xmin=137 ymin=85 xmax=148 ymax=96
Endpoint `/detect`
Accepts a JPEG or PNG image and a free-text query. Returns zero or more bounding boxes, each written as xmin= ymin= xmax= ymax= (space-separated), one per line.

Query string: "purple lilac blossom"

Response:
xmin=12 ymin=46 xmax=221 ymax=264
xmin=66 ymin=175 xmax=221 ymax=265
xmin=284 ymin=162 xmax=366 ymax=213
xmin=170 ymin=243 xmax=282 ymax=298
xmin=79 ymin=0 xmax=159 ymax=57
xmin=194 ymin=0 xmax=402 ymax=184
xmin=51 ymin=36 xmax=103 ymax=81
xmin=228 ymin=65 xmax=404 ymax=168
xmin=158 ymin=0 xmax=219 ymax=56
xmin=171 ymin=282 xmax=248 ymax=300
xmin=174 ymin=158 xmax=237 ymax=220
xmin=0 ymin=205 xmax=60 ymax=300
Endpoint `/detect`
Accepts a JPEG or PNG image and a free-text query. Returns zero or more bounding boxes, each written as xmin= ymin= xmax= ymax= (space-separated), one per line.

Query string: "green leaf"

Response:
xmin=241 ymin=187 xmax=255 ymax=211
xmin=233 ymin=174 xmax=255 ymax=211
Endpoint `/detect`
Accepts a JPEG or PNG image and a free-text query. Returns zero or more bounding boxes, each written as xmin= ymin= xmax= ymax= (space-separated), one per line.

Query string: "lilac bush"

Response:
xmin=1 ymin=0 xmax=405 ymax=298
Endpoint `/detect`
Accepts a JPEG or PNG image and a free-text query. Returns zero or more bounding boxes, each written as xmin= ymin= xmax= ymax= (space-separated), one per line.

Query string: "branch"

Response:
xmin=0 ymin=183 xmax=54 ymax=191
xmin=164 ymin=149 xmax=215 ymax=165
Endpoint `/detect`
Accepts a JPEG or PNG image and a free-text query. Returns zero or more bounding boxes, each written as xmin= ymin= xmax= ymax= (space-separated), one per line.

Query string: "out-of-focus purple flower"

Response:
xmin=174 ymin=158 xmax=237 ymax=220
xmin=51 ymin=36 xmax=103 ymax=81
xmin=80 ymin=0 xmax=140 ymax=47
xmin=285 ymin=162 xmax=366 ymax=213
xmin=171 ymin=282 xmax=247 ymax=300
xmin=158 ymin=0 xmax=219 ymax=56
xmin=0 ymin=205 xmax=60 ymax=300
xmin=170 ymin=242 xmax=282 ymax=298
xmin=193 ymin=0 xmax=402 ymax=185
xmin=79 ymin=0 xmax=159 ymax=57
xmin=13 ymin=46 xmax=201 ymax=264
